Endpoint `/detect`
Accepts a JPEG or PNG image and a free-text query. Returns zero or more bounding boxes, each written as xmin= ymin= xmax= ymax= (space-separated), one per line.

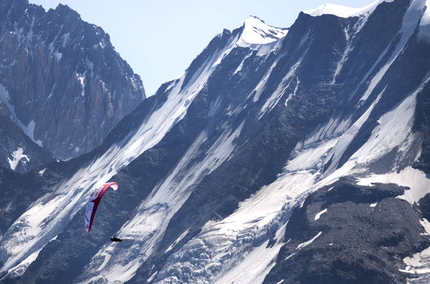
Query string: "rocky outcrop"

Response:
xmin=0 ymin=0 xmax=145 ymax=164
xmin=265 ymin=178 xmax=430 ymax=284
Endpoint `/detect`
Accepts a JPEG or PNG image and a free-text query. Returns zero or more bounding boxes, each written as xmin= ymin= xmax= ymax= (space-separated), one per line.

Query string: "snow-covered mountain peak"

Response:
xmin=303 ymin=0 xmax=388 ymax=18
xmin=239 ymin=15 xmax=288 ymax=45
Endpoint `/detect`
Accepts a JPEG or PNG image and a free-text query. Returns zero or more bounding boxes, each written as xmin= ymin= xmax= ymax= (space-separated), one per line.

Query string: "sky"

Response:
xmin=30 ymin=0 xmax=376 ymax=96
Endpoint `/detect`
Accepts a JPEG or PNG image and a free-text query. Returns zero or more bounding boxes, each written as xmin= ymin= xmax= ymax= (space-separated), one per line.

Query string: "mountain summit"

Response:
xmin=0 ymin=0 xmax=145 ymax=171
xmin=239 ymin=16 xmax=288 ymax=45
xmin=303 ymin=0 xmax=382 ymax=18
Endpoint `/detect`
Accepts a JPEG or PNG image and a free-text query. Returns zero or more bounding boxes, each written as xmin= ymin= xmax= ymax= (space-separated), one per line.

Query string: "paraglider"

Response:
xmin=85 ymin=182 xmax=118 ymax=232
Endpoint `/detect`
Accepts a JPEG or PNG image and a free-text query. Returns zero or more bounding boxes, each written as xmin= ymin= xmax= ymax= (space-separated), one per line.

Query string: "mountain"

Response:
xmin=0 ymin=0 xmax=145 ymax=172
xmin=1 ymin=0 xmax=430 ymax=283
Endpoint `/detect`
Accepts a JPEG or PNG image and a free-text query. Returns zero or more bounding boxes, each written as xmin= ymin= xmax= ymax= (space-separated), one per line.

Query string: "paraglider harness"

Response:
xmin=110 ymin=236 xmax=122 ymax=242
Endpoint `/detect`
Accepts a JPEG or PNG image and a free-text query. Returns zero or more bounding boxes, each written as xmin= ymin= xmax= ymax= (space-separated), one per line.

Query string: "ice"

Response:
xmin=303 ymin=0 xmax=390 ymax=18
xmin=315 ymin=208 xmax=328 ymax=221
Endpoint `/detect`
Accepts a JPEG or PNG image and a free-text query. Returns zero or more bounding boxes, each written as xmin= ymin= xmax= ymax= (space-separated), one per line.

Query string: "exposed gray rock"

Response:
xmin=265 ymin=178 xmax=430 ymax=283
xmin=0 ymin=0 xmax=145 ymax=167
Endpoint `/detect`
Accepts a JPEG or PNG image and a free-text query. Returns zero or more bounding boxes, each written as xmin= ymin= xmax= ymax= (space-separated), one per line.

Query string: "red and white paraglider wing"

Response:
xmin=108 ymin=182 xmax=118 ymax=191
xmin=85 ymin=182 xmax=118 ymax=232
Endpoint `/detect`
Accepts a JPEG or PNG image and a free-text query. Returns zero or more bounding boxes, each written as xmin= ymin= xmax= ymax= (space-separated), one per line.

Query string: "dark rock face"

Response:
xmin=264 ymin=179 xmax=430 ymax=284
xmin=0 ymin=167 xmax=45 ymax=237
xmin=0 ymin=0 xmax=145 ymax=166
xmin=0 ymin=102 xmax=53 ymax=172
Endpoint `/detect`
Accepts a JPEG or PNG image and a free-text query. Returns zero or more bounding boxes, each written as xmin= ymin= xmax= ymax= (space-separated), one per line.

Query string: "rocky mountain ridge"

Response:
xmin=0 ymin=0 xmax=145 ymax=171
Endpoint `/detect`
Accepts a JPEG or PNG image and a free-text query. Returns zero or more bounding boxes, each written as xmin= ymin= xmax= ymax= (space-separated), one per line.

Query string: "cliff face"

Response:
xmin=0 ymin=0 xmax=145 ymax=167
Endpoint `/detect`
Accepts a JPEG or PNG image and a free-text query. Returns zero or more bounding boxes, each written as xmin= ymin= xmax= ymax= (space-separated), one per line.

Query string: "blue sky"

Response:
xmin=30 ymin=0 xmax=376 ymax=96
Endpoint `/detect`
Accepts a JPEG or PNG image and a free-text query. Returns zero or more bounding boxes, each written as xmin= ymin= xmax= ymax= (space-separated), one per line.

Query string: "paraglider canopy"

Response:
xmin=85 ymin=182 xmax=118 ymax=232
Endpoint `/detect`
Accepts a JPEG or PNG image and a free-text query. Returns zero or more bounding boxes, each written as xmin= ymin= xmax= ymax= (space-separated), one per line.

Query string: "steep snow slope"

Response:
xmin=0 ymin=15 xmax=285 ymax=281
xmin=303 ymin=0 xmax=388 ymax=18
xmin=155 ymin=52 xmax=430 ymax=284
xmin=77 ymin=18 xmax=287 ymax=284
xmin=239 ymin=16 xmax=288 ymax=45
xmin=0 ymin=48 xmax=211 ymax=280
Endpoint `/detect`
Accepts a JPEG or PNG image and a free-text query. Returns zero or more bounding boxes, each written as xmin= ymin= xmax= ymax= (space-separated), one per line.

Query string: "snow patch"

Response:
xmin=399 ymin=219 xmax=430 ymax=280
xmin=303 ymin=0 xmax=389 ymax=18
xmin=418 ymin=0 xmax=430 ymax=41
xmin=164 ymin=228 xmax=190 ymax=253
xmin=61 ymin=32 xmax=70 ymax=47
xmin=315 ymin=208 xmax=328 ymax=221
xmin=284 ymin=78 xmax=300 ymax=107
xmin=8 ymin=148 xmax=30 ymax=171
xmin=23 ymin=120 xmax=42 ymax=147
xmin=38 ymin=168 xmax=46 ymax=176
xmin=76 ymin=73 xmax=85 ymax=97
xmin=358 ymin=167 xmax=430 ymax=204
xmin=303 ymin=116 xmax=352 ymax=146
xmin=48 ymin=41 xmax=62 ymax=62
xmin=239 ymin=16 xmax=287 ymax=45
xmin=297 ymin=231 xmax=322 ymax=250
xmin=250 ymin=60 xmax=277 ymax=103
xmin=286 ymin=138 xmax=338 ymax=173
xmin=208 ymin=96 xmax=222 ymax=117
xmin=52 ymin=51 xmax=62 ymax=61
